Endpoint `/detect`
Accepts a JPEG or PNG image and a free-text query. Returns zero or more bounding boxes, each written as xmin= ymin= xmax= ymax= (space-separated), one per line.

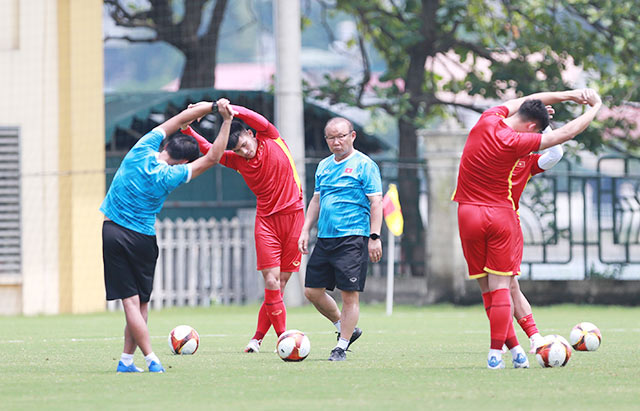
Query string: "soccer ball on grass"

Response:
xmin=168 ymin=325 xmax=200 ymax=355
xmin=569 ymin=322 xmax=602 ymax=351
xmin=535 ymin=334 xmax=572 ymax=368
xmin=277 ymin=329 xmax=310 ymax=362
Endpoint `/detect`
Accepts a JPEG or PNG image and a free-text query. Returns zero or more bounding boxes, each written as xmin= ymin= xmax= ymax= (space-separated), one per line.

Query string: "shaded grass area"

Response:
xmin=1 ymin=304 xmax=638 ymax=410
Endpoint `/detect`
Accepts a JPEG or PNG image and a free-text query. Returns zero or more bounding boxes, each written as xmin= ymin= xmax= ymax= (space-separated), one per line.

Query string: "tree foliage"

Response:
xmin=104 ymin=0 xmax=228 ymax=89
xmin=307 ymin=0 xmax=640 ymax=277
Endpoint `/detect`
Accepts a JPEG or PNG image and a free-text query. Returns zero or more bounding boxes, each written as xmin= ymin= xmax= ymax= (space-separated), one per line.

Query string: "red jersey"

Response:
xmin=183 ymin=105 xmax=303 ymax=217
xmin=510 ymin=153 xmax=544 ymax=211
xmin=453 ymin=106 xmax=542 ymax=209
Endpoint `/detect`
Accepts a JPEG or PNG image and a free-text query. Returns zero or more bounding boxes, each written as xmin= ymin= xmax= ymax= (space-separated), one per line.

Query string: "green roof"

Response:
xmin=105 ymin=88 xmax=391 ymax=154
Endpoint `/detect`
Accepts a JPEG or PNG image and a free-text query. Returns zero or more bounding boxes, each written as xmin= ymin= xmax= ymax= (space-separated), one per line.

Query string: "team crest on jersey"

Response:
xmin=344 ymin=168 xmax=353 ymax=173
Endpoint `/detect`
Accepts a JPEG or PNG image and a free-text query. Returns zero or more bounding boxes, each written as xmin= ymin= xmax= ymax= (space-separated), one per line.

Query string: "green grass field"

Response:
xmin=1 ymin=304 xmax=638 ymax=410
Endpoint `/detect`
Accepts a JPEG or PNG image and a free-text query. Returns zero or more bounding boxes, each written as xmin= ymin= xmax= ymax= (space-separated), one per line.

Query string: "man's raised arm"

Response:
xmin=230 ymin=105 xmax=279 ymax=139
xmin=539 ymin=89 xmax=602 ymax=150
xmin=502 ymin=89 xmax=590 ymax=117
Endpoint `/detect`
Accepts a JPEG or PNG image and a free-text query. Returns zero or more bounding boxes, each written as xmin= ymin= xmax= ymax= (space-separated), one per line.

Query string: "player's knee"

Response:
xmin=264 ymin=277 xmax=279 ymax=289
xmin=304 ymin=287 xmax=318 ymax=302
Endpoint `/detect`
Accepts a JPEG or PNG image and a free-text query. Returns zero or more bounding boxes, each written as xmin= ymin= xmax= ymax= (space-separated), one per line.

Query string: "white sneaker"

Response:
xmin=487 ymin=355 xmax=505 ymax=369
xmin=244 ymin=339 xmax=261 ymax=353
xmin=512 ymin=353 xmax=530 ymax=368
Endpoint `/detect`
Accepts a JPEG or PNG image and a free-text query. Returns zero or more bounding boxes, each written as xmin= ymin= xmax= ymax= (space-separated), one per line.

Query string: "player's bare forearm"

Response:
xmin=190 ymin=102 xmax=234 ymax=179
xmin=157 ymin=102 xmax=214 ymax=136
xmin=539 ymin=102 xmax=602 ymax=150
xmin=368 ymin=194 xmax=383 ymax=236
xmin=503 ymin=89 xmax=588 ymax=117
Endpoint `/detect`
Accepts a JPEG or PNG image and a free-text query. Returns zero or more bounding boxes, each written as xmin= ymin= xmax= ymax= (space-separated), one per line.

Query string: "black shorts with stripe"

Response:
xmin=102 ymin=221 xmax=158 ymax=302
xmin=305 ymin=236 xmax=368 ymax=292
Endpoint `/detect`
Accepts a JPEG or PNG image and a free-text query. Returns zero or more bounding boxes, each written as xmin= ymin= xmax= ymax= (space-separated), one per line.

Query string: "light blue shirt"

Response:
xmin=100 ymin=129 xmax=192 ymax=235
xmin=314 ymin=150 xmax=382 ymax=238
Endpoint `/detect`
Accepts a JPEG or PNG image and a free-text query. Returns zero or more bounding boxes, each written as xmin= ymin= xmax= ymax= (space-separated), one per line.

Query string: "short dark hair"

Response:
xmin=517 ymin=99 xmax=549 ymax=132
xmin=226 ymin=120 xmax=249 ymax=150
xmin=165 ymin=134 xmax=199 ymax=162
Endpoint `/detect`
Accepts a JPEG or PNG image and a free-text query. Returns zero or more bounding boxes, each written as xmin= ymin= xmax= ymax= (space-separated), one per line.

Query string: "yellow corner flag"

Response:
xmin=382 ymin=184 xmax=404 ymax=236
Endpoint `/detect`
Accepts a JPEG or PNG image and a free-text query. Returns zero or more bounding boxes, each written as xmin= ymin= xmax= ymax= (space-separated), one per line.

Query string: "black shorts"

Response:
xmin=102 ymin=221 xmax=158 ymax=302
xmin=305 ymin=236 xmax=368 ymax=292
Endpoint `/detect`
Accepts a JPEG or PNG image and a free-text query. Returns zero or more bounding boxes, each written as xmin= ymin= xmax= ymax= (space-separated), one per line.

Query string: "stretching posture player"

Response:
xmin=452 ymin=88 xmax=602 ymax=369
xmin=499 ymin=133 xmax=564 ymax=354
xmin=182 ymin=104 xmax=304 ymax=353
xmin=101 ymin=99 xmax=234 ymax=373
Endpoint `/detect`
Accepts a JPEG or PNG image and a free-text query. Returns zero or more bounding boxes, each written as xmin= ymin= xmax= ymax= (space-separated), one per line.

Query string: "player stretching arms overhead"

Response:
xmin=101 ymin=99 xmax=234 ymax=373
xmin=452 ymin=88 xmax=602 ymax=369
xmin=509 ymin=134 xmax=564 ymax=354
xmin=182 ymin=104 xmax=304 ymax=353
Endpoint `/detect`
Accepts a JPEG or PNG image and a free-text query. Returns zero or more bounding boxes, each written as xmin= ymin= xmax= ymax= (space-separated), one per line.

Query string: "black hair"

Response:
xmin=226 ymin=119 xmax=249 ymax=150
xmin=517 ymin=99 xmax=550 ymax=132
xmin=165 ymin=134 xmax=200 ymax=163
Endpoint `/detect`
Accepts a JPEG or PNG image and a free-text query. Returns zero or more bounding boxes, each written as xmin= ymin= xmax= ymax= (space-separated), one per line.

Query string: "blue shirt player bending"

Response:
xmin=100 ymin=99 xmax=235 ymax=373
xmin=298 ymin=117 xmax=383 ymax=362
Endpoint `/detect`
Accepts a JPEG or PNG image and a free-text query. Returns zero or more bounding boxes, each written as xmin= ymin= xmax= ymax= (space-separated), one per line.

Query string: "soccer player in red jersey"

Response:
xmin=508 ymin=135 xmax=564 ymax=353
xmin=181 ymin=103 xmax=304 ymax=353
xmin=453 ymin=88 xmax=602 ymax=369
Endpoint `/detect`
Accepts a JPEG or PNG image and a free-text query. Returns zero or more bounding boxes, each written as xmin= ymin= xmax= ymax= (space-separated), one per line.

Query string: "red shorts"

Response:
xmin=457 ymin=204 xmax=519 ymax=279
xmin=255 ymin=209 xmax=304 ymax=272
xmin=513 ymin=214 xmax=523 ymax=275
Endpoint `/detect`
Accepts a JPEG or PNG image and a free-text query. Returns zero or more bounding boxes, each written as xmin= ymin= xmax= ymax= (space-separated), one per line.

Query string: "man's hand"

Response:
xmin=298 ymin=231 xmax=310 ymax=254
xmin=368 ymin=238 xmax=382 ymax=263
xmin=545 ymin=105 xmax=555 ymax=120
xmin=583 ymin=89 xmax=602 ymax=107
xmin=216 ymin=98 xmax=235 ymax=121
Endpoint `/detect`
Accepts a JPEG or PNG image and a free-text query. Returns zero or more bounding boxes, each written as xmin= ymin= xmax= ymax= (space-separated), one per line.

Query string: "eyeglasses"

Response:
xmin=324 ymin=131 xmax=353 ymax=141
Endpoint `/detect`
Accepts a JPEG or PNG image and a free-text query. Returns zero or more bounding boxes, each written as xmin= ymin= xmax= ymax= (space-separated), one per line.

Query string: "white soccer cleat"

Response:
xmin=244 ymin=339 xmax=261 ymax=353
xmin=512 ymin=353 xmax=530 ymax=368
xmin=487 ymin=355 xmax=505 ymax=369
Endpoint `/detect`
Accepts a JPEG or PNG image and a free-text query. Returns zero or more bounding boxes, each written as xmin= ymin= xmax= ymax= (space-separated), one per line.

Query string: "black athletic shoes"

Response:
xmin=328 ymin=347 xmax=347 ymax=361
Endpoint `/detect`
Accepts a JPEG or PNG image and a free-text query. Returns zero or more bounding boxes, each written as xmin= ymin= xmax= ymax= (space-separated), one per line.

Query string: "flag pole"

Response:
xmin=385 ymin=228 xmax=395 ymax=316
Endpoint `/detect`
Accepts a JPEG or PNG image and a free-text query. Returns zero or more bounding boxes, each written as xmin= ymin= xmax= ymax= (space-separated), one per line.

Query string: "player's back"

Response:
xmin=453 ymin=106 xmax=541 ymax=209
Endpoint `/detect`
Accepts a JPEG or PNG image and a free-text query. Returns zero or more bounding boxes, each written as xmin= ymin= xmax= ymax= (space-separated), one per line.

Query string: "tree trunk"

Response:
xmin=179 ymin=42 xmax=218 ymax=88
xmin=397 ymin=117 xmax=426 ymax=277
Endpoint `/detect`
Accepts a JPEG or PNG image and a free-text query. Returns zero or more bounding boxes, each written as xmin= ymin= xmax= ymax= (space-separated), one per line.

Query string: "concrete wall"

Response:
xmin=0 ymin=0 xmax=104 ymax=315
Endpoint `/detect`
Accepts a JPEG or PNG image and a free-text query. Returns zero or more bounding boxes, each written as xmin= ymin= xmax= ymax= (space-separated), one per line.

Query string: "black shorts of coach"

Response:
xmin=305 ymin=236 xmax=369 ymax=292
xmin=102 ymin=220 xmax=159 ymax=303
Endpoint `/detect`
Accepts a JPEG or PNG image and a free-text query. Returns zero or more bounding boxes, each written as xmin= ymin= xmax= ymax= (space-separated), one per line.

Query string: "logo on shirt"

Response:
xmin=344 ymin=168 xmax=353 ymax=174
xmin=515 ymin=160 xmax=525 ymax=169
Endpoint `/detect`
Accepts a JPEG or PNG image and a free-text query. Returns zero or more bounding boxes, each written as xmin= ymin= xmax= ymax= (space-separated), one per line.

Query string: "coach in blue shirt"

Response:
xmin=298 ymin=117 xmax=383 ymax=362
xmin=101 ymin=99 xmax=235 ymax=373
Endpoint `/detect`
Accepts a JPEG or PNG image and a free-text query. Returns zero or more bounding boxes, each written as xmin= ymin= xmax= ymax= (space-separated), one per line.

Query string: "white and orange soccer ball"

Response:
xmin=168 ymin=325 xmax=200 ymax=355
xmin=535 ymin=334 xmax=572 ymax=368
xmin=569 ymin=322 xmax=602 ymax=351
xmin=277 ymin=329 xmax=310 ymax=362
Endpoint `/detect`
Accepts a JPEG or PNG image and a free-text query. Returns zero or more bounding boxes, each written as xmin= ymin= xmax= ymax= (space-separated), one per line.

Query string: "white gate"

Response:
xmin=107 ymin=210 xmax=261 ymax=311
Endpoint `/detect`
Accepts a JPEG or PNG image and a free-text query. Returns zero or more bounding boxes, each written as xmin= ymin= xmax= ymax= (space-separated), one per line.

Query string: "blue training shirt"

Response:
xmin=314 ymin=150 xmax=382 ymax=238
xmin=100 ymin=128 xmax=192 ymax=235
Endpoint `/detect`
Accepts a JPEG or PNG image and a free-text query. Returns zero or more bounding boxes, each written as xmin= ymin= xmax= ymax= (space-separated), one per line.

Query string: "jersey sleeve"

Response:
xmin=231 ymin=105 xmax=280 ymax=139
xmin=157 ymin=163 xmax=191 ymax=192
xmin=136 ymin=128 xmax=166 ymax=151
xmin=181 ymin=126 xmax=211 ymax=155
xmin=483 ymin=106 xmax=509 ymax=119
xmin=313 ymin=162 xmax=324 ymax=194
xmin=219 ymin=151 xmax=239 ymax=170
xmin=514 ymin=132 xmax=542 ymax=158
xmin=529 ymin=154 xmax=544 ymax=175
xmin=361 ymin=159 xmax=383 ymax=196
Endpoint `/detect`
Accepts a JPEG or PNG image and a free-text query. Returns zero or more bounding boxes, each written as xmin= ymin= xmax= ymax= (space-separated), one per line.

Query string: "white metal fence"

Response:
xmin=107 ymin=210 xmax=262 ymax=311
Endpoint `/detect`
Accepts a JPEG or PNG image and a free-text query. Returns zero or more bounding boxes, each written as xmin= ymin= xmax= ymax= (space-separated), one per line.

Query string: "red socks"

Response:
xmin=251 ymin=301 xmax=271 ymax=341
xmin=517 ymin=313 xmax=539 ymax=338
xmin=488 ymin=288 xmax=513 ymax=350
xmin=264 ymin=288 xmax=286 ymax=336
